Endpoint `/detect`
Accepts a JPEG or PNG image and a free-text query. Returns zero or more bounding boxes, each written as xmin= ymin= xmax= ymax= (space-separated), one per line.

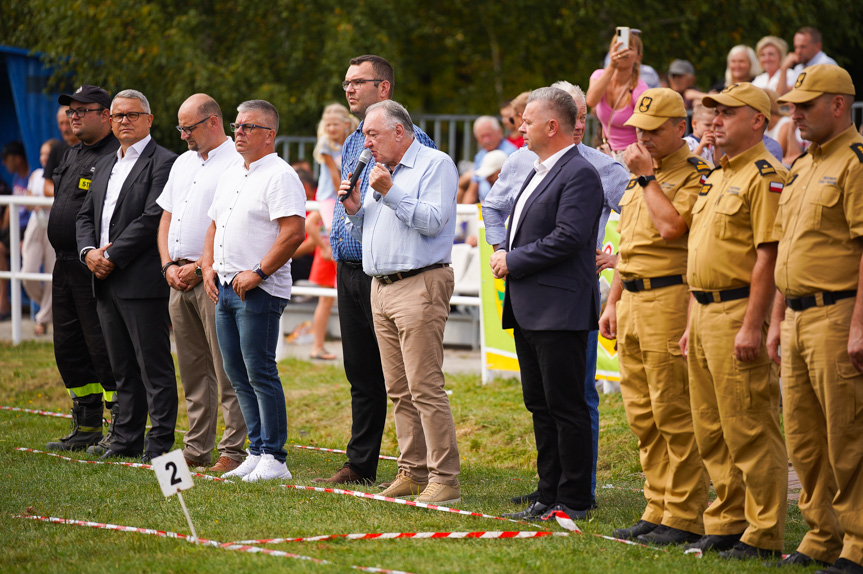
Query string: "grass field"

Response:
xmin=0 ymin=341 xmax=808 ymax=573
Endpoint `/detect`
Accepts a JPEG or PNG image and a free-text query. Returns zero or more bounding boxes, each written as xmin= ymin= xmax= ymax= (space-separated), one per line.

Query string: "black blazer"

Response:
xmin=76 ymin=138 xmax=177 ymax=299
xmin=501 ymin=145 xmax=603 ymax=332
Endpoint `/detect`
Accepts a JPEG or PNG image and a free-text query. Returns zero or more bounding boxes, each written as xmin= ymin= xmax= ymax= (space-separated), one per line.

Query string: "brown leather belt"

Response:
xmin=375 ymin=263 xmax=448 ymax=285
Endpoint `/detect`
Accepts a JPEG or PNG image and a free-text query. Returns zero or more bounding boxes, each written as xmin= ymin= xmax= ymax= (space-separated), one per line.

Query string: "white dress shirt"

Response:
xmin=100 ymin=134 xmax=151 ymax=248
xmin=508 ymin=144 xmax=574 ymax=241
xmin=208 ymin=153 xmax=306 ymax=299
xmin=157 ymin=137 xmax=243 ymax=261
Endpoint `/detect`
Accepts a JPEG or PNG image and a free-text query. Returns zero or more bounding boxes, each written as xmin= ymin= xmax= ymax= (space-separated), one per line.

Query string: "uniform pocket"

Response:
xmin=809 ymin=185 xmax=841 ymax=229
xmin=836 ymin=359 xmax=863 ymax=427
xmin=713 ymin=194 xmax=744 ymax=239
xmin=733 ymin=355 xmax=777 ymax=412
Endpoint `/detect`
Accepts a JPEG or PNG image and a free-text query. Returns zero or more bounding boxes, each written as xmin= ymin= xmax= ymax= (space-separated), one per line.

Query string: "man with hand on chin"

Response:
xmin=202 ymin=99 xmax=306 ymax=483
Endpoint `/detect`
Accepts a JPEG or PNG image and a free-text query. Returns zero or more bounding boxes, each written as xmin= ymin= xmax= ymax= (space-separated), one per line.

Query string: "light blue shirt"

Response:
xmin=482 ymin=143 xmax=629 ymax=249
xmin=346 ymin=138 xmax=458 ymax=276
xmin=472 ymin=139 xmax=518 ymax=202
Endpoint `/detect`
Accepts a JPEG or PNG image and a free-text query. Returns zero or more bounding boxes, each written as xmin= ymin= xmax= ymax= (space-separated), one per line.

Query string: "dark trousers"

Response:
xmin=337 ymin=262 xmax=387 ymax=480
xmin=96 ymin=289 xmax=177 ymax=456
xmin=52 ymin=258 xmax=116 ymax=395
xmin=514 ymin=322 xmax=593 ymax=510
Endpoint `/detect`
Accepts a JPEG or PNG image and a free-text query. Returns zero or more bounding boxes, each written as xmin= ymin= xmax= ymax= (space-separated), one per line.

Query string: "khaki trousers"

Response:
xmin=782 ymin=297 xmax=863 ymax=565
xmin=371 ymin=266 xmax=460 ymax=486
xmin=689 ymin=297 xmax=787 ymax=551
xmin=170 ymin=282 xmax=246 ymax=463
xmin=618 ymin=283 xmax=708 ymax=533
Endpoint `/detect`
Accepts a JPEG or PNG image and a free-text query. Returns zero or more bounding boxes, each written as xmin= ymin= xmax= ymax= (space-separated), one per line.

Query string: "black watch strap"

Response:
xmin=637 ymin=175 xmax=657 ymax=187
xmin=253 ymin=263 xmax=268 ymax=280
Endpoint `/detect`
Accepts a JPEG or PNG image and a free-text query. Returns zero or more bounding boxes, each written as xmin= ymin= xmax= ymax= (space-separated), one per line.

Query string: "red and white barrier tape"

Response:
xmin=292 ymin=444 xmax=399 ymax=461
xmin=229 ymin=530 xmax=571 ymax=544
xmin=15 ymin=514 xmax=414 ymax=573
xmin=1 ymin=405 xmax=71 ymax=418
xmin=15 ymin=448 xmax=231 ymax=483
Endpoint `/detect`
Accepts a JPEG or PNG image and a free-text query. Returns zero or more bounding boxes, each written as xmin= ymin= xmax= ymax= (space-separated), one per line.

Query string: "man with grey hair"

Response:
xmin=490 ymin=87 xmax=603 ymax=522
xmin=461 ymin=115 xmax=518 ymax=204
xmin=76 ymin=89 xmax=178 ymax=462
xmin=202 ymin=99 xmax=306 ymax=482
xmin=339 ymin=99 xmax=461 ymax=505
xmin=483 ymin=81 xmax=629 ymax=508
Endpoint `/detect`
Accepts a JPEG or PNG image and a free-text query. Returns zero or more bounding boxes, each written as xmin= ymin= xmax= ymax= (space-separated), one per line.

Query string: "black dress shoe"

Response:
xmin=540 ymin=503 xmax=590 ymax=521
xmin=613 ymin=520 xmax=658 ymax=540
xmin=510 ymin=489 xmax=540 ymax=505
xmin=637 ymin=525 xmax=701 ymax=545
xmin=685 ymin=532 xmax=744 ymax=552
xmin=140 ymin=452 xmax=161 ymax=464
xmin=503 ymin=500 xmax=549 ymax=520
xmin=766 ymin=551 xmax=831 ymax=568
xmin=719 ymin=541 xmax=782 ymax=560
xmin=99 ymin=448 xmax=139 ymax=461
xmin=815 ymin=558 xmax=863 ymax=574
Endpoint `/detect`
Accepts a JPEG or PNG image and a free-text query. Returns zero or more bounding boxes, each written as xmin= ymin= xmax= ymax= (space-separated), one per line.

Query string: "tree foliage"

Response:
xmin=2 ymin=0 xmax=861 ymax=152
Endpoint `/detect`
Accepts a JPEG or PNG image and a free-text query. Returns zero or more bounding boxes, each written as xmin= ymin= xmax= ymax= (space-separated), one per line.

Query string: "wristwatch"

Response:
xmin=161 ymin=261 xmax=179 ymax=278
xmin=637 ymin=175 xmax=657 ymax=188
xmin=195 ymin=265 xmax=202 ymax=277
xmin=252 ymin=263 xmax=269 ymax=280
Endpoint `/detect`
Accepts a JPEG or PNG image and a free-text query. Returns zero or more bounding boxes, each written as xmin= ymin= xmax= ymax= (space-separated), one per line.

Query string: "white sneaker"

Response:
xmin=242 ymin=453 xmax=292 ymax=482
xmin=222 ymin=454 xmax=261 ymax=479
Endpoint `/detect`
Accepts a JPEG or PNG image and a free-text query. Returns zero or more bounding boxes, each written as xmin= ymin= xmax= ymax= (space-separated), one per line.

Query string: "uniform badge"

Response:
xmin=794 ymin=73 xmax=806 ymax=89
xmin=786 ymin=174 xmax=798 ymax=186
xmin=769 ymin=181 xmax=783 ymax=193
xmin=687 ymin=157 xmax=710 ymax=173
xmin=722 ymin=83 xmax=740 ymax=93
xmin=625 ymin=178 xmax=637 ymax=190
xmin=755 ymin=159 xmax=776 ymax=176
xmin=638 ymin=97 xmax=653 ymax=112
xmin=699 ymin=183 xmax=712 ymax=196
xmin=78 ymin=178 xmax=91 ymax=190
xmin=851 ymin=142 xmax=863 ymax=163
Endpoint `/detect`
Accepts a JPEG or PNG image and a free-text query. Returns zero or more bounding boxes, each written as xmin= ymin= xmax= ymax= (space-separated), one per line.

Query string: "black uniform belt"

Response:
xmin=692 ymin=286 xmax=750 ymax=305
xmin=375 ymin=264 xmax=448 ymax=285
xmin=621 ymin=275 xmax=685 ymax=292
xmin=785 ymin=290 xmax=856 ymax=311
xmin=339 ymin=260 xmax=363 ymax=269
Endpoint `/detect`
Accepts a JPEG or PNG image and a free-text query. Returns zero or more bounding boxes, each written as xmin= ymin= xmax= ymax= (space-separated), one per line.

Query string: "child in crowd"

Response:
xmin=684 ymin=102 xmax=717 ymax=166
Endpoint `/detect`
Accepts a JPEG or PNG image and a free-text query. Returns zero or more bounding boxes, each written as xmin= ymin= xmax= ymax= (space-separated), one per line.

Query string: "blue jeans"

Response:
xmin=215 ymin=283 xmax=288 ymax=462
xmin=585 ymin=330 xmax=600 ymax=499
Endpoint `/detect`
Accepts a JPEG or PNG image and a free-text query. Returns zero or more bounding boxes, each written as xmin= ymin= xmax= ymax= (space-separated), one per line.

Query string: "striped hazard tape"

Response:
xmin=2 ymin=405 xmax=187 ymax=433
xmin=292 ymin=444 xmax=399 ymax=461
xmin=14 ymin=514 xmax=414 ymax=573
xmin=229 ymin=530 xmax=571 ymax=544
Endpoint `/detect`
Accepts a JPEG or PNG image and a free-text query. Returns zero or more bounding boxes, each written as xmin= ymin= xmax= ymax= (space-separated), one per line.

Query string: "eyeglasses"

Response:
xmin=110 ymin=112 xmax=147 ymax=123
xmin=176 ymin=116 xmax=212 ymax=135
xmin=341 ymin=79 xmax=383 ymax=91
xmin=66 ymin=107 xmax=103 ymax=118
xmin=229 ymin=123 xmax=273 ymax=134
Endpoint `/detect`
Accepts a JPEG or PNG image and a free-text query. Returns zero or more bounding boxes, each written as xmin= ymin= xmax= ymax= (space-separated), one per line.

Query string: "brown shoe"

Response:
xmin=416 ymin=482 xmax=461 ymax=505
xmin=379 ymin=469 xmax=428 ymax=499
xmin=184 ymin=456 xmax=211 ymax=472
xmin=311 ymin=464 xmax=372 ymax=485
xmin=209 ymin=456 xmax=241 ymax=473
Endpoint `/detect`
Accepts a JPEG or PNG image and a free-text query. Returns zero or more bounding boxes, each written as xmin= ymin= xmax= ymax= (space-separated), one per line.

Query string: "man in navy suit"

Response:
xmin=490 ymin=87 xmax=603 ymax=521
xmin=76 ymin=89 xmax=178 ymax=462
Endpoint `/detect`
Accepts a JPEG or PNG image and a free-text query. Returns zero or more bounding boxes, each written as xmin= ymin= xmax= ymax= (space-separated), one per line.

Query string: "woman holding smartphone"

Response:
xmin=586 ymin=29 xmax=648 ymax=166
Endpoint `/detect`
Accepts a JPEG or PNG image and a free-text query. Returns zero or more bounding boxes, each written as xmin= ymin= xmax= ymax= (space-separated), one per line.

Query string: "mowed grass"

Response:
xmin=0 ymin=341 xmax=808 ymax=573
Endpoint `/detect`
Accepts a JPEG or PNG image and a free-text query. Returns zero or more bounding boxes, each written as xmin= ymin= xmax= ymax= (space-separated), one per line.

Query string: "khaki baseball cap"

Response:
xmin=702 ymin=82 xmax=771 ymax=121
xmin=624 ymin=88 xmax=687 ymax=131
xmin=778 ymin=64 xmax=856 ymax=104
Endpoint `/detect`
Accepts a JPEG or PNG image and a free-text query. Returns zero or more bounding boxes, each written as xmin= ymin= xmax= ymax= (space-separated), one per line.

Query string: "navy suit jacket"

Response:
xmin=76 ymin=138 xmax=177 ymax=299
xmin=501 ymin=145 xmax=603 ymax=332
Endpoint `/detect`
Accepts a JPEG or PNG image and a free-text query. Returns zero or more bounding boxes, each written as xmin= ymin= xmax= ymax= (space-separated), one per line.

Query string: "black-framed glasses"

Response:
xmin=229 ymin=123 xmax=273 ymax=134
xmin=66 ymin=107 xmax=103 ymax=118
xmin=341 ymin=79 xmax=383 ymax=91
xmin=110 ymin=112 xmax=147 ymax=123
xmin=176 ymin=116 xmax=212 ymax=135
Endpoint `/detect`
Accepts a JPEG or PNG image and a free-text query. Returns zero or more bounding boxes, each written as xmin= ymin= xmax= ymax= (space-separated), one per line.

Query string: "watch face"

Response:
xmin=195 ymin=267 xmax=202 ymax=277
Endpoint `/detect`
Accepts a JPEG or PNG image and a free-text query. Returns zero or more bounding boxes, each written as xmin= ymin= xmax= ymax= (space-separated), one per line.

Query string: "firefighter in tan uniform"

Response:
xmin=766 ymin=65 xmax=863 ymax=574
xmin=599 ymin=88 xmax=709 ymax=545
xmin=682 ymin=83 xmax=788 ymax=560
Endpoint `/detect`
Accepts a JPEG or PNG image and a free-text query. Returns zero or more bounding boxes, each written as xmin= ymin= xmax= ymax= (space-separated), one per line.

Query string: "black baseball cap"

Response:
xmin=1 ymin=141 xmax=26 ymax=160
xmin=58 ymin=84 xmax=111 ymax=108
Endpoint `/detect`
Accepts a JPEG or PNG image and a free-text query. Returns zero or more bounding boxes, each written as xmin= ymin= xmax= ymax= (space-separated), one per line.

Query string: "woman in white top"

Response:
xmin=22 ymin=139 xmax=57 ymax=335
xmin=752 ymin=36 xmax=792 ymax=96
xmin=763 ymin=89 xmax=802 ymax=166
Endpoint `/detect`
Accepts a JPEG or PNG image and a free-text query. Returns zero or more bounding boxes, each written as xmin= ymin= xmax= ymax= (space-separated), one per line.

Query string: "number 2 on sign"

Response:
xmin=152 ymin=450 xmax=194 ymax=497
xmin=165 ymin=461 xmax=182 ymax=486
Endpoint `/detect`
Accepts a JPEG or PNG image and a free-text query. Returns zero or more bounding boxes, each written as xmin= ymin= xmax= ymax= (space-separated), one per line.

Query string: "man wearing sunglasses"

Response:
xmin=76 ymin=89 xmax=179 ymax=463
xmin=156 ymin=94 xmax=246 ymax=474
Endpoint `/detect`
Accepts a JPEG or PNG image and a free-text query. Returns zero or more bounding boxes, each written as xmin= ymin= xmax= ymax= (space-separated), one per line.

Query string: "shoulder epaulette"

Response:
xmin=625 ymin=177 xmax=637 ymax=190
xmin=789 ymin=151 xmax=808 ymax=170
xmin=754 ymin=159 xmax=777 ymax=176
xmin=850 ymin=143 xmax=863 ymax=163
xmin=687 ymin=157 xmax=711 ymax=173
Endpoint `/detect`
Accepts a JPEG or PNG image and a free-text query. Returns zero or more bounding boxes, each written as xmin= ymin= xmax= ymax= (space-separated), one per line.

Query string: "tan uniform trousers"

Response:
xmin=618 ymin=283 xmax=709 ymax=533
xmin=170 ymin=282 xmax=247 ymax=464
xmin=689 ymin=297 xmax=787 ymax=551
xmin=371 ymin=266 xmax=460 ymax=486
xmin=781 ymin=297 xmax=863 ymax=565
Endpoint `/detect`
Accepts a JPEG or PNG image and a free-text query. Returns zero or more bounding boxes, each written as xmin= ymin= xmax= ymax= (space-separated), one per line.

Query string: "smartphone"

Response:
xmin=615 ymin=26 xmax=630 ymax=50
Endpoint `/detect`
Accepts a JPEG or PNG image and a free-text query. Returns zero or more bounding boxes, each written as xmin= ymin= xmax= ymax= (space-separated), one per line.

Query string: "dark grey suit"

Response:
xmin=76 ymin=137 xmax=178 ymax=456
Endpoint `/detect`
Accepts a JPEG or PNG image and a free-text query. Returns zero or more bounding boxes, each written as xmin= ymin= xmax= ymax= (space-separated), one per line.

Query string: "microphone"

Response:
xmin=341 ymin=149 xmax=373 ymax=203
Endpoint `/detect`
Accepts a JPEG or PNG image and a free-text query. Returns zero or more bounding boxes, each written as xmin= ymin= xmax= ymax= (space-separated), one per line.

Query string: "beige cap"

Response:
xmin=702 ymin=82 xmax=771 ymax=121
xmin=778 ymin=64 xmax=856 ymax=104
xmin=475 ymin=150 xmax=508 ymax=178
xmin=624 ymin=88 xmax=687 ymax=130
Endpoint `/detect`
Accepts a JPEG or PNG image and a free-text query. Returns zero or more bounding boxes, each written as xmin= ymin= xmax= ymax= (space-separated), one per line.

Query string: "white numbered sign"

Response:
xmin=152 ymin=450 xmax=195 ymax=497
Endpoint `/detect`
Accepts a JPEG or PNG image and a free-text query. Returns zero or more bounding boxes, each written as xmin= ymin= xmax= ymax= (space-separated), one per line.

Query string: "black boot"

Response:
xmin=88 ymin=402 xmax=120 ymax=455
xmin=46 ymin=398 xmax=103 ymax=451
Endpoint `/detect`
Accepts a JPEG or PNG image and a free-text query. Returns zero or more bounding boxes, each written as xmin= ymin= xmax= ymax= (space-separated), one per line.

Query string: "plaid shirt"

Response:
xmin=330 ymin=121 xmax=436 ymax=262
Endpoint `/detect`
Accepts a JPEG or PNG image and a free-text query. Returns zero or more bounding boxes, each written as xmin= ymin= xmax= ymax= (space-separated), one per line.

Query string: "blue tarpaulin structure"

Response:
xmin=0 ymin=45 xmax=64 ymax=187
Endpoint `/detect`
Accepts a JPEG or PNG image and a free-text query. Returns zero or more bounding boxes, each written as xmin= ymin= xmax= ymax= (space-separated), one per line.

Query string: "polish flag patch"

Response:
xmin=769 ymin=181 xmax=783 ymax=193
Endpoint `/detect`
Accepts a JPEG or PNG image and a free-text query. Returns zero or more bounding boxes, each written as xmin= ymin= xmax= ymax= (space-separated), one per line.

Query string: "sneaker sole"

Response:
xmin=417 ymin=498 xmax=461 ymax=505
